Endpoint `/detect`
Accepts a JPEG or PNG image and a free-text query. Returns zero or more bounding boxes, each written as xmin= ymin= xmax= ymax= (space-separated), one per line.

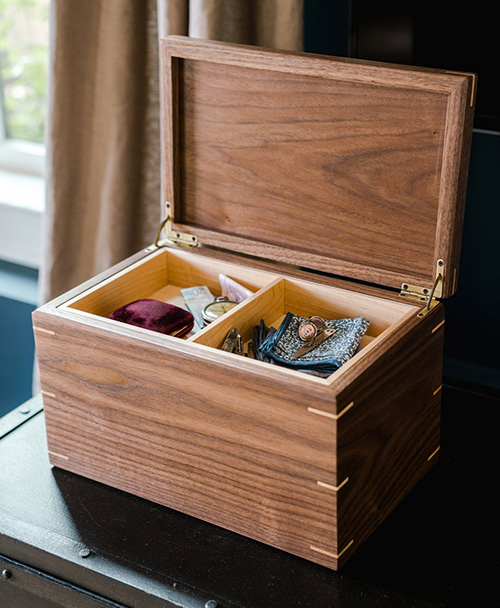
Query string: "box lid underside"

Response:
xmin=161 ymin=37 xmax=475 ymax=298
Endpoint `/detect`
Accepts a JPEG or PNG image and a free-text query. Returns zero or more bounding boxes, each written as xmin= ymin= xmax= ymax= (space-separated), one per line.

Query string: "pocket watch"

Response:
xmin=202 ymin=296 xmax=239 ymax=324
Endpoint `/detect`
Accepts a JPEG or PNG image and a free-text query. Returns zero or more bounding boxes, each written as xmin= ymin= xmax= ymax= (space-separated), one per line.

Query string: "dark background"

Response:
xmin=305 ymin=0 xmax=500 ymax=395
xmin=305 ymin=0 xmax=497 ymax=131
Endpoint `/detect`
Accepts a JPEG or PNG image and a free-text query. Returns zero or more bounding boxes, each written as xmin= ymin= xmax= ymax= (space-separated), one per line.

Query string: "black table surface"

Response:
xmin=1 ymin=386 xmax=499 ymax=608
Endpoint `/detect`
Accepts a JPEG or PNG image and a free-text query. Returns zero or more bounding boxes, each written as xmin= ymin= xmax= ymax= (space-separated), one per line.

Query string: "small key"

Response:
xmin=291 ymin=328 xmax=336 ymax=360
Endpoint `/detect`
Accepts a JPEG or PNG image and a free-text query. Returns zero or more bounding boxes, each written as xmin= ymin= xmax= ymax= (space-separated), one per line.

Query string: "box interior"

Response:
xmin=62 ymin=247 xmax=416 ymax=378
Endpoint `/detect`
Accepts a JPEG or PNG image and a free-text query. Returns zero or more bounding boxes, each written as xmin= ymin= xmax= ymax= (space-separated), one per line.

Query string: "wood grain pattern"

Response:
xmin=32 ymin=244 xmax=432 ymax=570
xmin=33 ymin=293 xmax=438 ymax=570
xmin=191 ymin=278 xmax=285 ymax=348
xmin=335 ymin=305 xmax=444 ymax=566
xmin=170 ymin=241 xmax=421 ymax=305
xmin=34 ymin=313 xmax=340 ymax=565
xmin=31 ymin=38 xmax=473 ymax=570
xmin=178 ymin=59 xmax=444 ymax=275
xmin=161 ymin=36 xmax=475 ymax=297
xmin=65 ymin=249 xmax=169 ymax=317
xmin=59 ymin=246 xmax=413 ymax=353
xmin=436 ymin=73 xmax=476 ymax=295
xmin=63 ymin=247 xmax=277 ymax=318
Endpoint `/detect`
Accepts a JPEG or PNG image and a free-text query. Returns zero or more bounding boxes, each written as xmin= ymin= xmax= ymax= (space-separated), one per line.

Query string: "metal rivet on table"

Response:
xmin=1 ymin=569 xmax=12 ymax=579
xmin=79 ymin=548 xmax=91 ymax=558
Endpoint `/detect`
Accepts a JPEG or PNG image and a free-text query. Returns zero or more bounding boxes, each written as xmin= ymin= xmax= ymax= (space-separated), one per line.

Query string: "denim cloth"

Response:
xmin=258 ymin=313 xmax=370 ymax=375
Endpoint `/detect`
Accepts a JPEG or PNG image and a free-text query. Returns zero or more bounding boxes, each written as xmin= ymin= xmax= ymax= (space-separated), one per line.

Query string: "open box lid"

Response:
xmin=160 ymin=36 xmax=476 ymax=300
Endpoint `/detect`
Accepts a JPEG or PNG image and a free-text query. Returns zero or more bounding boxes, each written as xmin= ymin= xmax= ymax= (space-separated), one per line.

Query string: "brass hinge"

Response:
xmin=147 ymin=202 xmax=198 ymax=251
xmin=400 ymin=259 xmax=444 ymax=316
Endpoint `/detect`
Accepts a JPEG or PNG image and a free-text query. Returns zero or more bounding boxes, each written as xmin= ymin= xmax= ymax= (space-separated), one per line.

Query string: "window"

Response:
xmin=0 ymin=0 xmax=49 ymax=174
xmin=0 ymin=0 xmax=49 ymax=268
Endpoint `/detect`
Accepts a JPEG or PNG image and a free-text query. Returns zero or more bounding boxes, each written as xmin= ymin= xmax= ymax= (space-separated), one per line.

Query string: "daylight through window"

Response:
xmin=0 ymin=0 xmax=49 ymax=146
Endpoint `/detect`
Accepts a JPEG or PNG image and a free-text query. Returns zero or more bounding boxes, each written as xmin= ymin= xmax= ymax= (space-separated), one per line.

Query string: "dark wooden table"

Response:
xmin=1 ymin=386 xmax=499 ymax=607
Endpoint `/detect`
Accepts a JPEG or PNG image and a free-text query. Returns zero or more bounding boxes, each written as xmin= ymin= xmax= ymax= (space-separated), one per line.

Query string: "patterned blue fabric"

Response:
xmin=258 ymin=313 xmax=370 ymax=375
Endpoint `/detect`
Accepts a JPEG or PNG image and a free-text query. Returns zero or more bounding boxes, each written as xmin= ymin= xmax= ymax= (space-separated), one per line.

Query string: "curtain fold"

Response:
xmin=40 ymin=0 xmax=303 ymax=304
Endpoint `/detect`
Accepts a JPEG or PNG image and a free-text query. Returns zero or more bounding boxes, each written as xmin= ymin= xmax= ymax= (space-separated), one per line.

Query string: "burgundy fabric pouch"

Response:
xmin=109 ymin=299 xmax=194 ymax=338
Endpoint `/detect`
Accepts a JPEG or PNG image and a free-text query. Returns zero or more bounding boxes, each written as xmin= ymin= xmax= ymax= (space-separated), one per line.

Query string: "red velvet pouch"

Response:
xmin=109 ymin=299 xmax=194 ymax=338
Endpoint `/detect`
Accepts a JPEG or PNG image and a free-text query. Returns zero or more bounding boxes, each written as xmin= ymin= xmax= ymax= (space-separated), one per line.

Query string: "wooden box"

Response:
xmin=33 ymin=37 xmax=476 ymax=570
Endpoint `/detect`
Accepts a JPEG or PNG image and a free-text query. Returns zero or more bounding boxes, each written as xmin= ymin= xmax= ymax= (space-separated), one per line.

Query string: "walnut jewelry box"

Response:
xmin=33 ymin=36 xmax=476 ymax=570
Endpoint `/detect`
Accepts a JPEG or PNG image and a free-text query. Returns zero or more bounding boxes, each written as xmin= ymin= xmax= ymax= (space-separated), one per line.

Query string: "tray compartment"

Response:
xmin=62 ymin=247 xmax=278 ymax=325
xmin=194 ymin=275 xmax=414 ymax=368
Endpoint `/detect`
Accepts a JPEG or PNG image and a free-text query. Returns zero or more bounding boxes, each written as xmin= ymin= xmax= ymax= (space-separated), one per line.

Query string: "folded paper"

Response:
xmin=219 ymin=274 xmax=253 ymax=303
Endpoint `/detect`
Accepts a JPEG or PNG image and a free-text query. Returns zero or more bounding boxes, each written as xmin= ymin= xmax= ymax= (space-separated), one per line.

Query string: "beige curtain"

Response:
xmin=40 ymin=0 xmax=303 ymax=303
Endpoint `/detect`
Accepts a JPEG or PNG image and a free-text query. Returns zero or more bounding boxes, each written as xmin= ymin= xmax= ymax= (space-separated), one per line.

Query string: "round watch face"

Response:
xmin=202 ymin=297 xmax=238 ymax=324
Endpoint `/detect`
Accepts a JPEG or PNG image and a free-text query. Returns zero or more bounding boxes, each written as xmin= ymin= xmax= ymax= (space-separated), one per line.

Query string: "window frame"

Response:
xmin=0 ymin=104 xmax=45 ymax=177
xmin=0 ymin=103 xmax=45 ymax=271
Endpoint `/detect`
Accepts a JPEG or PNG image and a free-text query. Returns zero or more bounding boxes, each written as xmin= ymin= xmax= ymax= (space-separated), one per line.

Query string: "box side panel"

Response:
xmin=439 ymin=74 xmax=476 ymax=296
xmin=32 ymin=311 xmax=339 ymax=568
xmin=335 ymin=305 xmax=444 ymax=566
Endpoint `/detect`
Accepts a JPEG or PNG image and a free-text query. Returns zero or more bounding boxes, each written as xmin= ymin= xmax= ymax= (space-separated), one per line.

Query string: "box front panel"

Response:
xmin=33 ymin=312 xmax=340 ymax=567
